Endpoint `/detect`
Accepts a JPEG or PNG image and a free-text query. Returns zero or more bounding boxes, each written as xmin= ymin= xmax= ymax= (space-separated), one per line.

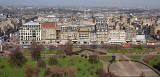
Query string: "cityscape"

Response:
xmin=0 ymin=0 xmax=160 ymax=77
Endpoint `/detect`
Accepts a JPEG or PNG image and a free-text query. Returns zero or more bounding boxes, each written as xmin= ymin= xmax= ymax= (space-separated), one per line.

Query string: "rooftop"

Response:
xmin=47 ymin=15 xmax=56 ymax=18
xmin=23 ymin=21 xmax=40 ymax=25
xmin=41 ymin=22 xmax=56 ymax=28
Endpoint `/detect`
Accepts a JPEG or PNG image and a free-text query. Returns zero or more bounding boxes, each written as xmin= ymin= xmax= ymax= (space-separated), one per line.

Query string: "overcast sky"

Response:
xmin=0 ymin=0 xmax=160 ymax=8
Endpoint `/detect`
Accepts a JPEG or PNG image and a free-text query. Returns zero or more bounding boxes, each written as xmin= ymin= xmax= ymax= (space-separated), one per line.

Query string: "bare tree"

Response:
xmin=89 ymin=55 xmax=99 ymax=64
xmin=143 ymin=55 xmax=155 ymax=63
xmin=8 ymin=46 xmax=26 ymax=67
xmin=64 ymin=40 xmax=73 ymax=56
xmin=56 ymin=45 xmax=66 ymax=57
xmin=44 ymin=67 xmax=75 ymax=77
xmin=137 ymin=44 xmax=143 ymax=50
xmin=24 ymin=64 xmax=39 ymax=77
xmin=30 ymin=40 xmax=42 ymax=61
xmin=37 ymin=59 xmax=46 ymax=68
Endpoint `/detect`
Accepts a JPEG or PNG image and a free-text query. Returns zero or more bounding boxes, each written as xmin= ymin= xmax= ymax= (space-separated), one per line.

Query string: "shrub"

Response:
xmin=30 ymin=40 xmax=42 ymax=61
xmin=153 ymin=62 xmax=160 ymax=71
xmin=64 ymin=40 xmax=73 ymax=55
xmin=8 ymin=47 xmax=26 ymax=67
xmin=89 ymin=55 xmax=99 ymax=64
xmin=81 ymin=54 xmax=84 ymax=57
xmin=77 ymin=67 xmax=81 ymax=71
xmin=84 ymin=55 xmax=88 ymax=59
xmin=143 ymin=55 xmax=155 ymax=63
xmin=44 ymin=67 xmax=75 ymax=77
xmin=90 ymin=71 xmax=94 ymax=75
xmin=24 ymin=64 xmax=39 ymax=77
xmin=0 ymin=65 xmax=5 ymax=70
xmin=37 ymin=59 xmax=46 ymax=68
xmin=137 ymin=44 xmax=143 ymax=50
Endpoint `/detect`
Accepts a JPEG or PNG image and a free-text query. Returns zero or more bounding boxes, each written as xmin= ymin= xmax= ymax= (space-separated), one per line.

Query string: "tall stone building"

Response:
xmin=78 ymin=25 xmax=91 ymax=44
xmin=19 ymin=21 xmax=41 ymax=45
xmin=125 ymin=27 xmax=136 ymax=42
xmin=94 ymin=16 xmax=108 ymax=44
xmin=108 ymin=30 xmax=126 ymax=44
xmin=41 ymin=22 xmax=57 ymax=44
xmin=61 ymin=25 xmax=78 ymax=44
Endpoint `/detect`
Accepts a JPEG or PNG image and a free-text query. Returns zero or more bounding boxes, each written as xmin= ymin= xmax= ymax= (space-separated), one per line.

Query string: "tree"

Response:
xmin=64 ymin=40 xmax=73 ymax=55
xmin=38 ymin=44 xmax=45 ymax=51
xmin=24 ymin=64 xmax=39 ymax=77
xmin=48 ymin=56 xmax=58 ymax=65
xmin=44 ymin=67 xmax=75 ymax=77
xmin=143 ymin=55 xmax=155 ymax=63
xmin=56 ymin=45 xmax=66 ymax=57
xmin=137 ymin=44 xmax=143 ymax=50
xmin=30 ymin=40 xmax=42 ymax=61
xmin=8 ymin=46 xmax=26 ymax=67
xmin=0 ymin=60 xmax=5 ymax=75
xmin=89 ymin=55 xmax=99 ymax=64
xmin=37 ymin=59 xmax=46 ymax=68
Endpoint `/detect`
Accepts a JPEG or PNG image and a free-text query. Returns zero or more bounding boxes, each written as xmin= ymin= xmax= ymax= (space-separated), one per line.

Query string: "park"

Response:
xmin=0 ymin=41 xmax=160 ymax=77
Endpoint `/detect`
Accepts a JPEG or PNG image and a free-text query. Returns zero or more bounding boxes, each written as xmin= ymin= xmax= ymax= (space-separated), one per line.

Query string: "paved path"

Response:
xmin=109 ymin=61 xmax=159 ymax=77
xmin=101 ymin=54 xmax=160 ymax=77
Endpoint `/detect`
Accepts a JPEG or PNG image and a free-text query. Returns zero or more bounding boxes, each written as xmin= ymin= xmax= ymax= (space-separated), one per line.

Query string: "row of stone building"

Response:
xmin=19 ymin=21 xmax=142 ymax=46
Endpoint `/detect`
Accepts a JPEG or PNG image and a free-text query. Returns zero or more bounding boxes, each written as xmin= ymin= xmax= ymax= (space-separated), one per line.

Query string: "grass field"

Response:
xmin=99 ymin=56 xmax=112 ymax=62
xmin=149 ymin=56 xmax=160 ymax=66
xmin=106 ymin=48 xmax=154 ymax=53
xmin=23 ymin=49 xmax=58 ymax=54
xmin=0 ymin=56 xmax=102 ymax=77
xmin=128 ymin=55 xmax=142 ymax=60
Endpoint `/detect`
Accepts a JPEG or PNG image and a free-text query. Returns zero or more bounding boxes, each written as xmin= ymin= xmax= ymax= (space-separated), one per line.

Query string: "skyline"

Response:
xmin=0 ymin=0 xmax=160 ymax=8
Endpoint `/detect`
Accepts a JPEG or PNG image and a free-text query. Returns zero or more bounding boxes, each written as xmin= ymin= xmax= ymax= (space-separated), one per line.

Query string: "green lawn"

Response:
xmin=23 ymin=49 xmax=58 ymax=54
xmin=106 ymin=48 xmax=154 ymax=53
xmin=99 ymin=56 xmax=112 ymax=62
xmin=57 ymin=56 xmax=102 ymax=77
xmin=128 ymin=55 xmax=142 ymax=60
xmin=149 ymin=56 xmax=160 ymax=66
xmin=0 ymin=58 xmax=45 ymax=77
xmin=0 ymin=56 xmax=102 ymax=77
